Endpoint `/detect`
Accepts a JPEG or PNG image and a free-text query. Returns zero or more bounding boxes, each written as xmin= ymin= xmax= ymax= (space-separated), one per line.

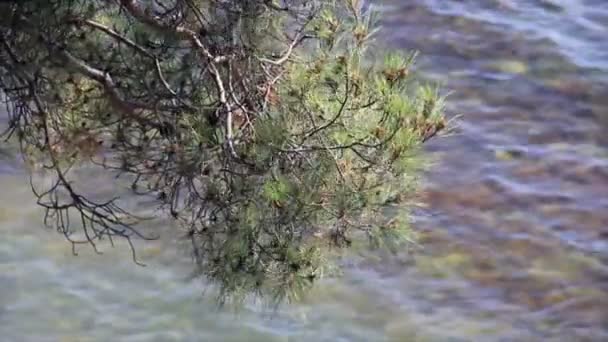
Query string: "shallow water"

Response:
xmin=1 ymin=1 xmax=608 ymax=341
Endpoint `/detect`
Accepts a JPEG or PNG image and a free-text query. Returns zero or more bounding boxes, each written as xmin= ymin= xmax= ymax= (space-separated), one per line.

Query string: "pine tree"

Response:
xmin=0 ymin=0 xmax=446 ymax=304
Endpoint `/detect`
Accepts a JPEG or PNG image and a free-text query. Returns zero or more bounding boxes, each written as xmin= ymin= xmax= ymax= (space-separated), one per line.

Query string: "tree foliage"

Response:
xmin=0 ymin=0 xmax=446 ymax=304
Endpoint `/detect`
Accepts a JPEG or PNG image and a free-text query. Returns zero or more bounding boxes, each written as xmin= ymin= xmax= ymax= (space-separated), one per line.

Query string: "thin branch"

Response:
xmin=73 ymin=18 xmax=155 ymax=59
xmin=118 ymin=0 xmax=228 ymax=63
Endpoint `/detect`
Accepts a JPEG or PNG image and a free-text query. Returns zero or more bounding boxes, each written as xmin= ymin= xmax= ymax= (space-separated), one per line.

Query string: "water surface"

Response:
xmin=1 ymin=1 xmax=608 ymax=341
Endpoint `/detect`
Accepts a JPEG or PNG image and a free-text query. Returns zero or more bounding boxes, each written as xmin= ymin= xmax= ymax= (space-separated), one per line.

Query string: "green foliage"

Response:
xmin=0 ymin=0 xmax=447 ymax=305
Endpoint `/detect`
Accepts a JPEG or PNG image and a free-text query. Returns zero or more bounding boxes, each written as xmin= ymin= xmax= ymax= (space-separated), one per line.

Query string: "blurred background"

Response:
xmin=1 ymin=1 xmax=607 ymax=341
